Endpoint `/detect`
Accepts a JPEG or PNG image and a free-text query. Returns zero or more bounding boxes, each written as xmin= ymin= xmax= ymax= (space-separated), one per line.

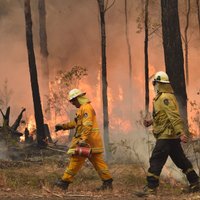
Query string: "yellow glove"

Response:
xmin=67 ymin=148 xmax=76 ymax=155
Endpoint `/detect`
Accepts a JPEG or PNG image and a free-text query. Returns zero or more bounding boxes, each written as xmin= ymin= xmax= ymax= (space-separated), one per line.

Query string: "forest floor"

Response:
xmin=0 ymin=149 xmax=199 ymax=200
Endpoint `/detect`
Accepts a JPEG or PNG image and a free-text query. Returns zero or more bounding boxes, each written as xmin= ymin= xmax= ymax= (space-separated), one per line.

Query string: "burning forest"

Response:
xmin=0 ymin=0 xmax=200 ymax=199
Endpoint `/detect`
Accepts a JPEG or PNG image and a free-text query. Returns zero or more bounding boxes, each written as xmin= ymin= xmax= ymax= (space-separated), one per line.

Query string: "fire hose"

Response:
xmin=46 ymin=146 xmax=67 ymax=153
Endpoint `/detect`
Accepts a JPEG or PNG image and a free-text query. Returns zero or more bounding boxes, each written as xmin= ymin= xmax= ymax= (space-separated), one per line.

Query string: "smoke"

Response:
xmin=0 ymin=0 xmax=199 ymax=183
xmin=0 ymin=139 xmax=9 ymax=160
xmin=0 ymin=2 xmax=178 ymax=112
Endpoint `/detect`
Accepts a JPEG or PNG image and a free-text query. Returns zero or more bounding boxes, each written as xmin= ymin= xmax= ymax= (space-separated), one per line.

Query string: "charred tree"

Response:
xmin=38 ymin=0 xmax=50 ymax=119
xmin=38 ymin=0 xmax=48 ymax=59
xmin=11 ymin=108 xmax=26 ymax=131
xmin=44 ymin=123 xmax=53 ymax=143
xmin=24 ymin=127 xmax=33 ymax=143
xmin=184 ymin=0 xmax=191 ymax=85
xmin=144 ymin=0 xmax=151 ymax=158
xmin=97 ymin=0 xmax=110 ymax=160
xmin=0 ymin=106 xmax=10 ymax=127
xmin=161 ymin=0 xmax=188 ymax=126
xmin=124 ymin=0 xmax=133 ymax=114
xmin=144 ymin=0 xmax=149 ymax=114
xmin=0 ymin=107 xmax=24 ymax=144
xmin=24 ymin=0 xmax=46 ymax=147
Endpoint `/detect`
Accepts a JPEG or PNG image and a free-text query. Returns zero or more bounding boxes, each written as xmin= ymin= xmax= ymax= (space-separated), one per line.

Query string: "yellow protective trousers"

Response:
xmin=62 ymin=153 xmax=112 ymax=182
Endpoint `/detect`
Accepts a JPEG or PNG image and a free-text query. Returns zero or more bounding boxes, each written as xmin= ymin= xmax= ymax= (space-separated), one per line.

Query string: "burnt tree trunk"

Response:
xmin=11 ymin=108 xmax=26 ymax=131
xmin=124 ymin=0 xmax=133 ymax=115
xmin=24 ymin=0 xmax=46 ymax=147
xmin=184 ymin=0 xmax=190 ymax=85
xmin=144 ymin=0 xmax=151 ymax=158
xmin=144 ymin=0 xmax=149 ymax=114
xmin=38 ymin=0 xmax=48 ymax=59
xmin=97 ymin=0 xmax=110 ymax=160
xmin=38 ymin=0 xmax=50 ymax=119
xmin=161 ymin=0 xmax=188 ymax=126
xmin=0 ymin=107 xmax=10 ymax=127
xmin=0 ymin=107 xmax=24 ymax=144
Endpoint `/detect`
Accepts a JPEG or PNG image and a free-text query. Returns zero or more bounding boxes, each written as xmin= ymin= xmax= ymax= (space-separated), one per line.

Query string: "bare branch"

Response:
xmin=105 ymin=0 xmax=115 ymax=12
xmin=105 ymin=0 xmax=109 ymax=10
xmin=0 ymin=109 xmax=5 ymax=118
xmin=148 ymin=25 xmax=161 ymax=37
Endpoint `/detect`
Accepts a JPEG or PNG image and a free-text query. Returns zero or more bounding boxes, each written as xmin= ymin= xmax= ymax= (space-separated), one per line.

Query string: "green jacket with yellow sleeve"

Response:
xmin=152 ymin=90 xmax=184 ymax=139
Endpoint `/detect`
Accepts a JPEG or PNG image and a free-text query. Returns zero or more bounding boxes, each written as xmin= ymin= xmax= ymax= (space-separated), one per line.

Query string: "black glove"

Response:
xmin=55 ymin=124 xmax=63 ymax=132
xmin=78 ymin=140 xmax=87 ymax=147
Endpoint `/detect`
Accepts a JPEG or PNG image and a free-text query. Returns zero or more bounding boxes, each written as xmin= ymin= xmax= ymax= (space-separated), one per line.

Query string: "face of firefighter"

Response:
xmin=152 ymin=81 xmax=159 ymax=95
xmin=70 ymin=97 xmax=81 ymax=108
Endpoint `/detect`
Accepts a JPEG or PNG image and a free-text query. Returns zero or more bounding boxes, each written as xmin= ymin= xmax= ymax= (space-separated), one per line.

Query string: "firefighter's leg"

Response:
xmin=134 ymin=140 xmax=170 ymax=197
xmin=62 ymin=155 xmax=86 ymax=182
xmin=147 ymin=139 xmax=170 ymax=189
xmin=89 ymin=153 xmax=113 ymax=190
xmin=169 ymin=139 xmax=199 ymax=189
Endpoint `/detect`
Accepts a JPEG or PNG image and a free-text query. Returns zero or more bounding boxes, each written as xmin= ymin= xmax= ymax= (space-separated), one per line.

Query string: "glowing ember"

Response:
xmin=27 ymin=115 xmax=36 ymax=134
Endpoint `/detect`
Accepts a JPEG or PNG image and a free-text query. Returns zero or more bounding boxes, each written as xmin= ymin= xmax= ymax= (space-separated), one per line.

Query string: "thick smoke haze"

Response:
xmin=0 ymin=1 xmax=200 ymax=178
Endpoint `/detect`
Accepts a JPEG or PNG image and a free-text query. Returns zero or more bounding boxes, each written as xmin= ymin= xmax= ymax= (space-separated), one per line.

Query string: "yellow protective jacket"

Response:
xmin=63 ymin=103 xmax=104 ymax=154
xmin=152 ymin=85 xmax=184 ymax=139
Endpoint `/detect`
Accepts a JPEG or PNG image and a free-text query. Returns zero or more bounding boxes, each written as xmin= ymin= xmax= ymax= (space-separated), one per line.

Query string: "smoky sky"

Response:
xmin=0 ymin=0 xmax=199 ymax=124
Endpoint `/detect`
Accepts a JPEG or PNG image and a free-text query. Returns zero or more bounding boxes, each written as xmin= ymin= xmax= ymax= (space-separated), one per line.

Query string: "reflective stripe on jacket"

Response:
xmin=63 ymin=103 xmax=104 ymax=154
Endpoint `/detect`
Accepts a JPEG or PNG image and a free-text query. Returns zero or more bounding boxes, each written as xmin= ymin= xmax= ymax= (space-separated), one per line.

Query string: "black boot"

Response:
xmin=96 ymin=179 xmax=113 ymax=191
xmin=182 ymin=181 xmax=200 ymax=193
xmin=134 ymin=186 xmax=157 ymax=197
xmin=55 ymin=179 xmax=69 ymax=190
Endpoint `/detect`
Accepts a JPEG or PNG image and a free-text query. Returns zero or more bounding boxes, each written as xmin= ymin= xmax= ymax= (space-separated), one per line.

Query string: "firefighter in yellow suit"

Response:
xmin=135 ymin=71 xmax=200 ymax=197
xmin=55 ymin=89 xmax=113 ymax=190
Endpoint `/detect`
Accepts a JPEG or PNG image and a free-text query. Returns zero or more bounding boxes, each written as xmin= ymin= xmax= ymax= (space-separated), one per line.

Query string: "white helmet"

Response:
xmin=68 ymin=88 xmax=86 ymax=101
xmin=153 ymin=71 xmax=170 ymax=84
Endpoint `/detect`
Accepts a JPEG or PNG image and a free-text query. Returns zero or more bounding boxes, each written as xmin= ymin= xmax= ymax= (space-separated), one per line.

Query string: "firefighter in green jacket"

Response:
xmin=135 ymin=71 xmax=200 ymax=197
